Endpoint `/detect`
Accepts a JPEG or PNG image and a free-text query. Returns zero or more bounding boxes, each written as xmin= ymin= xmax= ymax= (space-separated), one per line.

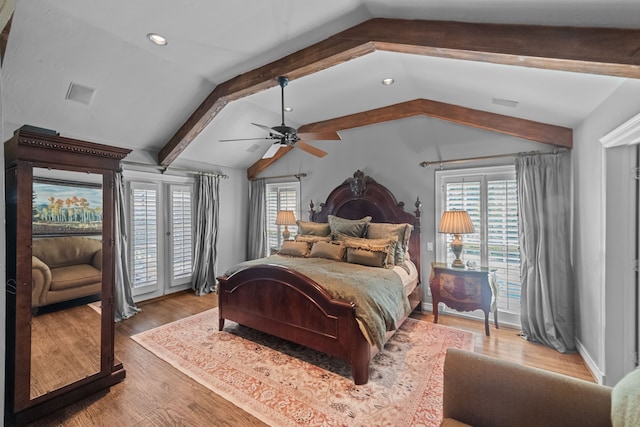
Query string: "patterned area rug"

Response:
xmin=131 ymin=308 xmax=474 ymax=427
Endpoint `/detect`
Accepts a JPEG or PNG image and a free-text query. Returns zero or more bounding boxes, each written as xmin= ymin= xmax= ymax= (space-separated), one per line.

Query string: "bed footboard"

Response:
xmin=217 ymin=264 xmax=374 ymax=384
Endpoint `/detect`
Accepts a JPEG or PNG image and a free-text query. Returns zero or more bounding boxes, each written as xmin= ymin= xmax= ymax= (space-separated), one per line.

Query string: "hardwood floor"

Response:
xmin=27 ymin=291 xmax=594 ymax=426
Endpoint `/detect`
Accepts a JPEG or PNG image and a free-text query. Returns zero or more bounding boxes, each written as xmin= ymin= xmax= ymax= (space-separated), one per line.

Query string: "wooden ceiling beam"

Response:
xmin=298 ymin=98 xmax=573 ymax=149
xmin=246 ymin=146 xmax=294 ymax=180
xmin=159 ymin=18 xmax=640 ymax=168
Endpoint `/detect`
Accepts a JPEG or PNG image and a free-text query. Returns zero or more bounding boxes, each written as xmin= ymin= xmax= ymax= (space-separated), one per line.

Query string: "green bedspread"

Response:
xmin=223 ymin=255 xmax=410 ymax=349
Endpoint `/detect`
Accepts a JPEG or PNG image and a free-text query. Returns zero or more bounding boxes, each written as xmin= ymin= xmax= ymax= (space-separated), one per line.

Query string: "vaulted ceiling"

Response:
xmin=2 ymin=1 xmax=638 ymax=178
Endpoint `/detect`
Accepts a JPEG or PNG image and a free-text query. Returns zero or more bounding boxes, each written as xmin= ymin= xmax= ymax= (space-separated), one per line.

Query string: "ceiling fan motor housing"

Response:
xmin=272 ymin=125 xmax=299 ymax=144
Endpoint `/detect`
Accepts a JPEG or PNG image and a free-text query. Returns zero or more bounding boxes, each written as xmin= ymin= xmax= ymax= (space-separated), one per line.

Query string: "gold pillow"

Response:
xmin=309 ymin=241 xmax=345 ymax=261
xmin=346 ymin=246 xmax=389 ymax=268
xmin=334 ymin=232 xmax=396 ymax=268
xmin=366 ymin=222 xmax=413 ymax=265
xmin=277 ymin=240 xmax=310 ymax=257
xmin=296 ymin=220 xmax=331 ymax=237
xmin=295 ymin=234 xmax=332 ymax=245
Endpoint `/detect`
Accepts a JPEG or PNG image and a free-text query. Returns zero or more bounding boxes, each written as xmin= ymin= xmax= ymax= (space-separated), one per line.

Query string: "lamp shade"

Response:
xmin=438 ymin=210 xmax=475 ymax=234
xmin=275 ymin=210 xmax=297 ymax=226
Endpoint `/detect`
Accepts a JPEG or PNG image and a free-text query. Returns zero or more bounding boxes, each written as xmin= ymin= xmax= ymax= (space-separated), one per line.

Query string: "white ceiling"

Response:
xmin=2 ymin=0 xmax=637 ymax=170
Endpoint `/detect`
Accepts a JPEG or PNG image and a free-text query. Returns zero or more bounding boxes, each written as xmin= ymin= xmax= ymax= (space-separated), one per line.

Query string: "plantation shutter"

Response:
xmin=170 ymin=185 xmax=193 ymax=280
xmin=444 ymin=181 xmax=481 ymax=267
xmin=266 ymin=183 xmax=300 ymax=248
xmin=487 ymin=178 xmax=521 ymax=311
xmin=131 ymin=183 xmax=158 ymax=289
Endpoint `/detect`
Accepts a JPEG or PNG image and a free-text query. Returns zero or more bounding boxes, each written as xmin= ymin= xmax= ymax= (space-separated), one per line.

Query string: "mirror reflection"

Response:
xmin=30 ymin=168 xmax=103 ymax=399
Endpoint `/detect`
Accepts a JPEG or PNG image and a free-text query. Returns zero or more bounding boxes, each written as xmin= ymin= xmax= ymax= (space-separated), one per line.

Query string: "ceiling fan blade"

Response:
xmin=296 ymin=131 xmax=341 ymax=141
xmin=219 ymin=137 xmax=274 ymax=142
xmin=296 ymin=140 xmax=328 ymax=158
xmin=252 ymin=122 xmax=284 ymax=137
xmin=262 ymin=143 xmax=282 ymax=159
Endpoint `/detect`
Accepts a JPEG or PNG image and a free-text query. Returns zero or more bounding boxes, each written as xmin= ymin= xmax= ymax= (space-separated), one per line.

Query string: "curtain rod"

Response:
xmin=250 ymin=172 xmax=307 ymax=181
xmin=419 ymin=148 xmax=566 ymax=168
xmin=121 ymin=160 xmax=228 ymax=179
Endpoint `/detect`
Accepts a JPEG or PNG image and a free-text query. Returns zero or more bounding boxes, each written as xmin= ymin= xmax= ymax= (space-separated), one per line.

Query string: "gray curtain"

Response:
xmin=114 ymin=171 xmax=140 ymax=321
xmin=247 ymin=179 xmax=267 ymax=260
xmin=191 ymin=174 xmax=220 ymax=295
xmin=516 ymin=152 xmax=575 ymax=353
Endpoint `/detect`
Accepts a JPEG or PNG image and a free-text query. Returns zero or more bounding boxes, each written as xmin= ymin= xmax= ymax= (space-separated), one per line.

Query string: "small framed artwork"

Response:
xmin=32 ymin=177 xmax=103 ymax=236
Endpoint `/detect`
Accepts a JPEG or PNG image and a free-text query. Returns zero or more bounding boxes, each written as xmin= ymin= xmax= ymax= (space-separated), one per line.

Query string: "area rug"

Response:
xmin=131 ymin=308 xmax=474 ymax=427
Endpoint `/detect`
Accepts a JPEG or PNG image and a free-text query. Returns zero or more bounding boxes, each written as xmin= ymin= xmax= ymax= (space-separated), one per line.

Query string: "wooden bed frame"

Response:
xmin=217 ymin=170 xmax=422 ymax=384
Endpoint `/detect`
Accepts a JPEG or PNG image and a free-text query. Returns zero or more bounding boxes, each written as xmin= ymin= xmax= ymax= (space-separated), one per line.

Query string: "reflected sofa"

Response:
xmin=31 ymin=236 xmax=102 ymax=308
xmin=441 ymin=348 xmax=612 ymax=427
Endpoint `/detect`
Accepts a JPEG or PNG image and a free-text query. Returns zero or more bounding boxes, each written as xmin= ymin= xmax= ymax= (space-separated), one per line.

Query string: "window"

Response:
xmin=436 ymin=166 xmax=521 ymax=316
xmin=130 ymin=182 xmax=158 ymax=290
xmin=266 ymin=182 xmax=300 ymax=249
xmin=169 ymin=184 xmax=193 ymax=281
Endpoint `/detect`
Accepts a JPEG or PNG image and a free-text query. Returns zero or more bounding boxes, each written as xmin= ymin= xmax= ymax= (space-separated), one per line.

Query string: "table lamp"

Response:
xmin=439 ymin=210 xmax=475 ymax=268
xmin=275 ymin=210 xmax=297 ymax=241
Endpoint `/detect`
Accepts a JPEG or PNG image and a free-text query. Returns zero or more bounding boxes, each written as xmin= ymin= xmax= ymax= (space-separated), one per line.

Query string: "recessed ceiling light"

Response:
xmin=147 ymin=33 xmax=168 ymax=46
xmin=382 ymin=78 xmax=395 ymax=86
xmin=284 ymin=107 xmax=293 ymax=112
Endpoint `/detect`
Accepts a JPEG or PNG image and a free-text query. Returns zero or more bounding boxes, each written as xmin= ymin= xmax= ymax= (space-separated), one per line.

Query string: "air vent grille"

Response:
xmin=65 ymin=82 xmax=95 ymax=105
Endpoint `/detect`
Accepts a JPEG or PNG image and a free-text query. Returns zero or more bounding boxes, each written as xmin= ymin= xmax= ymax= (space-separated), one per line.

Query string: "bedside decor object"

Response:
xmin=430 ymin=262 xmax=498 ymax=336
xmin=439 ymin=210 xmax=475 ymax=268
xmin=275 ymin=210 xmax=297 ymax=241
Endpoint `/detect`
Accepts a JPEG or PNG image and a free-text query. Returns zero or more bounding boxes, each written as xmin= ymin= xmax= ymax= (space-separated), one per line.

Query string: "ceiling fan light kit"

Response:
xmin=220 ymin=75 xmax=338 ymax=159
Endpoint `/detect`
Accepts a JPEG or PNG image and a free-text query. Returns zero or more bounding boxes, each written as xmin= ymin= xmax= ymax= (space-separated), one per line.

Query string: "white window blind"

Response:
xmin=170 ymin=185 xmax=193 ymax=280
xmin=437 ymin=166 xmax=521 ymax=314
xmin=266 ymin=182 xmax=300 ymax=248
xmin=131 ymin=183 xmax=158 ymax=289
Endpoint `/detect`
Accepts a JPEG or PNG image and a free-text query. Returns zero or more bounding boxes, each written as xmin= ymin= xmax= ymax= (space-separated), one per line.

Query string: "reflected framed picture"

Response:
xmin=32 ymin=177 xmax=103 ymax=236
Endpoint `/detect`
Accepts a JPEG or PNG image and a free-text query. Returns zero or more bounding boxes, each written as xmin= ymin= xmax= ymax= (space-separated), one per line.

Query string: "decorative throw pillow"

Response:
xmin=366 ymin=222 xmax=413 ymax=265
xmin=295 ymin=234 xmax=332 ymax=245
xmin=612 ymin=367 xmax=640 ymax=427
xmin=345 ymin=246 xmax=389 ymax=268
xmin=328 ymin=215 xmax=372 ymax=238
xmin=334 ymin=232 xmax=397 ymax=268
xmin=309 ymin=240 xmax=345 ymax=261
xmin=296 ymin=220 xmax=331 ymax=237
xmin=277 ymin=240 xmax=310 ymax=257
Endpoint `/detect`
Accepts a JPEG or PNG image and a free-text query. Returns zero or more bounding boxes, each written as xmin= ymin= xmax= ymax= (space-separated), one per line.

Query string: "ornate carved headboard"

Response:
xmin=309 ymin=170 xmax=422 ymax=281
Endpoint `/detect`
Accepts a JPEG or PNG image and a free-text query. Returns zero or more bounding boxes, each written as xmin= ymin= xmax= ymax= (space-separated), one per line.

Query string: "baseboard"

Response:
xmin=575 ymin=338 xmax=605 ymax=384
xmin=421 ymin=302 xmax=521 ymax=330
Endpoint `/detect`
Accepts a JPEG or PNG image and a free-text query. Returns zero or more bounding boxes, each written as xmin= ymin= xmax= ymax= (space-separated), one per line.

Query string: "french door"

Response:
xmin=128 ymin=177 xmax=194 ymax=301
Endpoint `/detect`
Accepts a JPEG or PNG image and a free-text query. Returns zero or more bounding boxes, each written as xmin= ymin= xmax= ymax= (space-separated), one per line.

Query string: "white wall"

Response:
xmin=573 ymin=78 xmax=640 ymax=385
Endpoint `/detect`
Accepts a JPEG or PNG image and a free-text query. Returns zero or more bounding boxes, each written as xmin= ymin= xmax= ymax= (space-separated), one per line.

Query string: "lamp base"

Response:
xmin=450 ymin=234 xmax=464 ymax=268
xmin=451 ymin=258 xmax=465 ymax=268
xmin=282 ymin=226 xmax=290 ymax=241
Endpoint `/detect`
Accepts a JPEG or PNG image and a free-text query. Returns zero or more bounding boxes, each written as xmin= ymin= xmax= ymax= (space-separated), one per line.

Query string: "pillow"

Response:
xmin=295 ymin=234 xmax=332 ymax=245
xmin=612 ymin=367 xmax=640 ymax=427
xmin=309 ymin=241 xmax=345 ymax=261
xmin=366 ymin=222 xmax=413 ymax=265
xmin=334 ymin=232 xmax=396 ymax=268
xmin=296 ymin=220 xmax=331 ymax=237
xmin=328 ymin=215 xmax=372 ymax=237
xmin=277 ymin=240 xmax=310 ymax=257
xmin=345 ymin=246 xmax=389 ymax=268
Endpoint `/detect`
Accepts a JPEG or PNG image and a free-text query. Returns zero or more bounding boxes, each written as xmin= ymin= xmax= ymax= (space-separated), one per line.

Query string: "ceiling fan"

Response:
xmin=220 ymin=76 xmax=340 ymax=159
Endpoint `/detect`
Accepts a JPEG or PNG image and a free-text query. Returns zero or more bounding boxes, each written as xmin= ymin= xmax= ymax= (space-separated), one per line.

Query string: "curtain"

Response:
xmin=247 ymin=179 xmax=267 ymax=260
xmin=191 ymin=174 xmax=220 ymax=295
xmin=516 ymin=152 xmax=575 ymax=353
xmin=114 ymin=171 xmax=140 ymax=321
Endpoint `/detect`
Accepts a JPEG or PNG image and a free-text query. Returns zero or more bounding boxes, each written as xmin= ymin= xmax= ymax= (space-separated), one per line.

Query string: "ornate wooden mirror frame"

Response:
xmin=4 ymin=129 xmax=130 ymax=425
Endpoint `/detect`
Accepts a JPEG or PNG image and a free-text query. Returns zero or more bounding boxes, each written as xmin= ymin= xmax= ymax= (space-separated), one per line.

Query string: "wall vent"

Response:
xmin=65 ymin=82 xmax=95 ymax=105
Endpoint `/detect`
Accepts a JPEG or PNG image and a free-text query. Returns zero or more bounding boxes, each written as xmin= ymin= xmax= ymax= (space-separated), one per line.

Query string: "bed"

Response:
xmin=216 ymin=170 xmax=422 ymax=385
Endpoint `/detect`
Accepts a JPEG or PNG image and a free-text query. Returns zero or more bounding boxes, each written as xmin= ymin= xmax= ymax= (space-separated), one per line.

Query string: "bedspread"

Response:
xmin=223 ymin=255 xmax=410 ymax=349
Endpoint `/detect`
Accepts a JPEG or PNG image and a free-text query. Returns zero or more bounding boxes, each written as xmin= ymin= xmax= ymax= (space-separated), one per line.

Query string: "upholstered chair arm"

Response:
xmin=441 ymin=348 xmax=612 ymax=427
xmin=91 ymin=249 xmax=103 ymax=271
xmin=32 ymin=256 xmax=52 ymax=307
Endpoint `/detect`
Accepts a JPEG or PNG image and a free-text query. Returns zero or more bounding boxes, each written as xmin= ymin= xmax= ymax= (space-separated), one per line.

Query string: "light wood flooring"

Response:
xmin=27 ymin=291 xmax=594 ymax=426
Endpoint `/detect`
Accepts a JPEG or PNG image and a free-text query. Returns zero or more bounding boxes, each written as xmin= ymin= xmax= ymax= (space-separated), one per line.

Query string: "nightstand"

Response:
xmin=429 ymin=262 xmax=499 ymax=336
